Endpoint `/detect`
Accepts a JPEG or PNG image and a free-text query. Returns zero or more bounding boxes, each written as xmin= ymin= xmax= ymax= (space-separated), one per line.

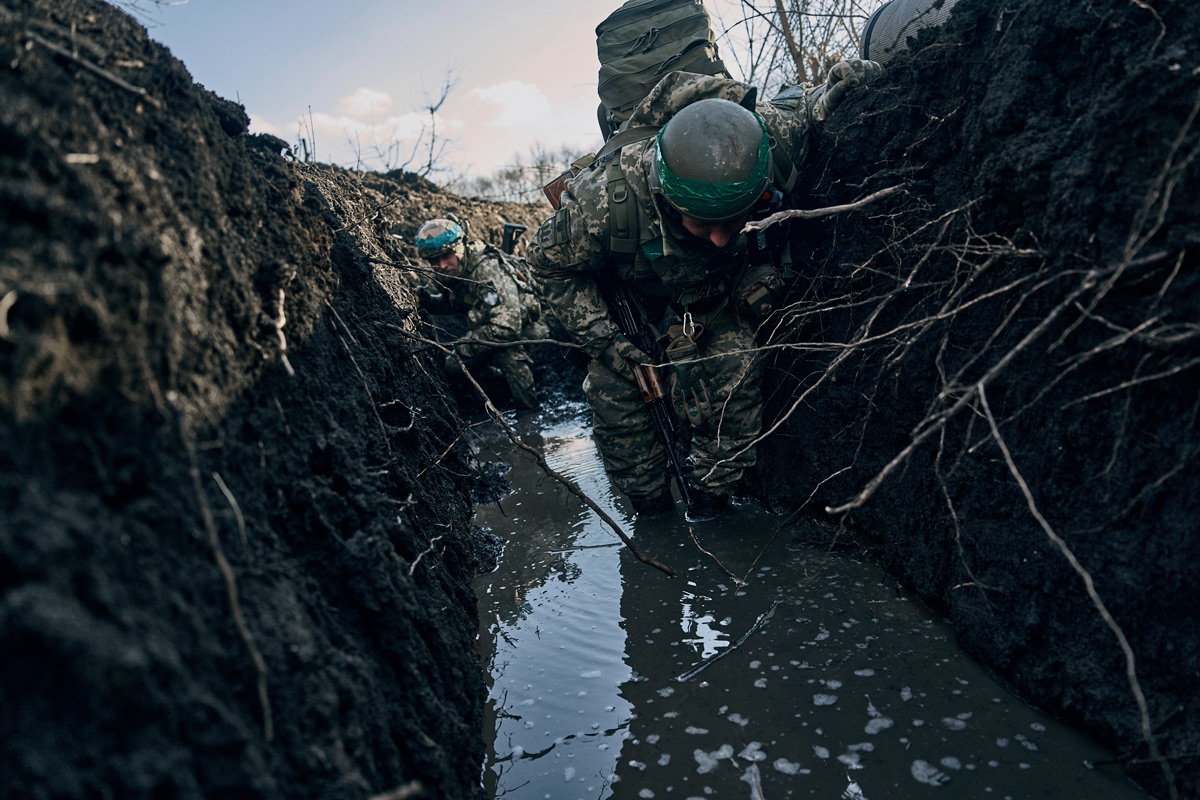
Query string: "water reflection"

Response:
xmin=473 ymin=409 xmax=1150 ymax=800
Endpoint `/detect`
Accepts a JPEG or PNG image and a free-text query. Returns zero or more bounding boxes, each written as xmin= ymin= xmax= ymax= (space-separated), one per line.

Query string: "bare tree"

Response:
xmin=711 ymin=0 xmax=878 ymax=94
xmin=452 ymin=143 xmax=592 ymax=204
xmin=417 ymin=72 xmax=459 ymax=179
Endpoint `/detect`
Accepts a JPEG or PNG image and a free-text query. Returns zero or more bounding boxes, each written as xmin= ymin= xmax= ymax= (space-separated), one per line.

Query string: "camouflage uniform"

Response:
xmin=431 ymin=240 xmax=548 ymax=409
xmin=526 ymin=71 xmax=817 ymax=503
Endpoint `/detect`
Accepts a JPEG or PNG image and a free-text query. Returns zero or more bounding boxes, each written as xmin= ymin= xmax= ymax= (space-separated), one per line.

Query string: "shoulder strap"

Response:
xmin=605 ymin=161 xmax=639 ymax=254
xmin=595 ymin=124 xmax=659 ymax=163
xmin=595 ymin=126 xmax=660 ymax=256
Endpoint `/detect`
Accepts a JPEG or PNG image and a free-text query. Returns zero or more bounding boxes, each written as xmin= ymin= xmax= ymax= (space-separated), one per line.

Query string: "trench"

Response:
xmin=470 ymin=404 xmax=1152 ymax=800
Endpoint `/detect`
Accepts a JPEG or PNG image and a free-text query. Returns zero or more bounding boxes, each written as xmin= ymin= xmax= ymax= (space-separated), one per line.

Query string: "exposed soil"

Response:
xmin=756 ymin=1 xmax=1199 ymax=797
xmin=1 ymin=0 xmax=1196 ymax=799
xmin=0 ymin=1 xmax=543 ymax=798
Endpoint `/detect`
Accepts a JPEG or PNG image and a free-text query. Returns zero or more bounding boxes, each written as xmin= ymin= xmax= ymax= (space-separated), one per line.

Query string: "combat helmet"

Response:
xmin=650 ymin=98 xmax=773 ymax=223
xmin=415 ymin=215 xmax=468 ymax=261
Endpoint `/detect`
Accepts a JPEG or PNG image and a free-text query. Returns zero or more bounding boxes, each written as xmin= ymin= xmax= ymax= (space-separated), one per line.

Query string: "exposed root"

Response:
xmin=211 ymin=471 xmax=248 ymax=552
xmin=22 ymin=28 xmax=161 ymax=107
xmin=978 ymin=385 xmax=1177 ymax=800
xmin=182 ymin=425 xmax=273 ymax=743
xmin=326 ymin=299 xmax=392 ymax=455
xmin=742 ymin=184 xmax=906 ymax=232
xmin=688 ymin=525 xmax=746 ymax=586
xmin=408 ymin=534 xmax=445 ymax=577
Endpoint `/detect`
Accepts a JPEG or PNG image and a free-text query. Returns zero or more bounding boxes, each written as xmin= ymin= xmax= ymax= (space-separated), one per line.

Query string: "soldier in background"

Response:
xmin=415 ymin=215 xmax=548 ymax=410
xmin=526 ymin=64 xmax=880 ymax=519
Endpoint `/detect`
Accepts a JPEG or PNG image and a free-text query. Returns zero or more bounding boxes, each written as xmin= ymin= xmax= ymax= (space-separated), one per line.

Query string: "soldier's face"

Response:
xmin=429 ymin=253 xmax=461 ymax=277
xmin=680 ymin=214 xmax=747 ymax=249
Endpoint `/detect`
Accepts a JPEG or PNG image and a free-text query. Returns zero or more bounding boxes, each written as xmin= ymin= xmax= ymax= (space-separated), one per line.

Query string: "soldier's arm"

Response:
xmin=466 ymin=256 xmax=524 ymax=343
xmin=761 ymin=58 xmax=883 ymax=164
xmin=526 ymin=190 xmax=624 ymax=360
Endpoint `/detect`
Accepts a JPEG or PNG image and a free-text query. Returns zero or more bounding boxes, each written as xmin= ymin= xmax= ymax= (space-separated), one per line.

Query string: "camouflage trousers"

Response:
xmin=584 ymin=309 xmax=763 ymax=501
xmin=456 ymin=321 xmax=548 ymax=409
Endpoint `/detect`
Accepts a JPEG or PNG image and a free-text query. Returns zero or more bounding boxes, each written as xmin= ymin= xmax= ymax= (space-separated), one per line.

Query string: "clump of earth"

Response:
xmin=0 ymin=0 xmax=1195 ymax=799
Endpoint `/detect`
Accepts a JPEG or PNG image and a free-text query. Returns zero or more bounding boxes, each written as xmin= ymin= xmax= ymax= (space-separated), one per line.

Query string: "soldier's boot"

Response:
xmin=685 ymin=489 xmax=730 ymax=522
xmin=505 ymin=362 xmax=540 ymax=410
xmin=629 ymin=491 xmax=675 ymax=517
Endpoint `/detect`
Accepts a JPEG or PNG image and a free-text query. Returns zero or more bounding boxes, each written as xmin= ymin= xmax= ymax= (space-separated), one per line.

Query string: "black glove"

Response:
xmin=737 ymin=263 xmax=783 ymax=318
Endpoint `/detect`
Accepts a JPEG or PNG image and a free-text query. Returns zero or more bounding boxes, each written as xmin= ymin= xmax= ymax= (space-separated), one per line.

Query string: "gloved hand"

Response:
xmin=455 ymin=335 xmax=487 ymax=363
xmin=810 ymin=58 xmax=883 ymax=121
xmin=737 ymin=263 xmax=783 ymax=318
xmin=417 ymin=285 xmax=449 ymax=314
xmin=597 ymin=333 xmax=651 ymax=378
xmin=665 ymin=327 xmax=713 ymax=425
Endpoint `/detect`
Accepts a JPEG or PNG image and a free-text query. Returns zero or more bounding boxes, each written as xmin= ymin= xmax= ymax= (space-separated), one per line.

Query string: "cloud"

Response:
xmin=248 ymin=114 xmax=281 ymax=136
xmin=338 ymin=88 xmax=395 ymax=119
xmin=470 ymin=81 xmax=552 ymax=127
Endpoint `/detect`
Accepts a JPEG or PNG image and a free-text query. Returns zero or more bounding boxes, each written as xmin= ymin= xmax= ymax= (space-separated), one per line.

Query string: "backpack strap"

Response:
xmin=595 ymin=124 xmax=659 ymax=162
xmin=770 ymin=141 xmax=798 ymax=193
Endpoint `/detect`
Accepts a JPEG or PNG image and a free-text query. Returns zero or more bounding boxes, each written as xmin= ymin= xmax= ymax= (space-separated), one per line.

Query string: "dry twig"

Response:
xmin=742 ymin=184 xmax=905 ymax=232
xmin=401 ymin=329 xmax=673 ymax=576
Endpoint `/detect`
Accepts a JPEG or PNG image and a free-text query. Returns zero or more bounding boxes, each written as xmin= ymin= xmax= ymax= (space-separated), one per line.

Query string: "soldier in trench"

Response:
xmin=526 ymin=64 xmax=880 ymax=520
xmin=415 ymin=215 xmax=549 ymax=410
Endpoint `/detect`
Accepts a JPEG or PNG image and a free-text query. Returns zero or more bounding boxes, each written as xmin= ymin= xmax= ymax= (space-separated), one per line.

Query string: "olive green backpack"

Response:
xmin=595 ymin=0 xmax=729 ymax=138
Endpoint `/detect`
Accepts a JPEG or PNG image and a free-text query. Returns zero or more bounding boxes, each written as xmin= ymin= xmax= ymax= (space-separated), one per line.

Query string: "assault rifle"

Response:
xmin=597 ymin=275 xmax=693 ymax=508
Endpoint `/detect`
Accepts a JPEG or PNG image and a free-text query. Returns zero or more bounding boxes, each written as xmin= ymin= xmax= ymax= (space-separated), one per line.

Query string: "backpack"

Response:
xmin=595 ymin=0 xmax=729 ymax=138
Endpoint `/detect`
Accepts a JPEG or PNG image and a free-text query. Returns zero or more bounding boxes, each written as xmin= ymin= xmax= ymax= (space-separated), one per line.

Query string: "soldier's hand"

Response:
xmin=737 ymin=263 xmax=783 ymax=317
xmin=670 ymin=371 xmax=713 ymax=426
xmin=811 ymin=58 xmax=882 ymax=121
xmin=598 ymin=334 xmax=651 ymax=376
xmin=665 ymin=328 xmax=713 ymax=425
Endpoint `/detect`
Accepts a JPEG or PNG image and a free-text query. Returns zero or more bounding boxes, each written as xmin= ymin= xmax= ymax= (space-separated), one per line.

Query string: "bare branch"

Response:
xmin=742 ymin=184 xmax=906 ymax=232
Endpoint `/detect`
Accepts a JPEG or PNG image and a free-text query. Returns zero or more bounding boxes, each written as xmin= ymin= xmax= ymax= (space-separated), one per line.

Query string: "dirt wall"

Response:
xmin=757 ymin=1 xmax=1199 ymax=797
xmin=0 ymin=1 xmax=544 ymax=797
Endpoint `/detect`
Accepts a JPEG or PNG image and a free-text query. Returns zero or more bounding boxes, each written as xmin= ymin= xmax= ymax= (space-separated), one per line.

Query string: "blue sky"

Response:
xmin=135 ymin=0 xmax=628 ymax=179
xmin=134 ymin=1 xmax=883 ymax=180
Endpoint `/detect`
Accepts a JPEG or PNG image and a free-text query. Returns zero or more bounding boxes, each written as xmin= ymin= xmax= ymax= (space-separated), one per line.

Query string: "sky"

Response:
xmin=129 ymin=0 xmax=667 ymax=181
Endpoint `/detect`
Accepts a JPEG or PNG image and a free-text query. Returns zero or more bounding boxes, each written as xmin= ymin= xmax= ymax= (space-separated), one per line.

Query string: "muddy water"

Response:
xmin=471 ymin=404 xmax=1149 ymax=800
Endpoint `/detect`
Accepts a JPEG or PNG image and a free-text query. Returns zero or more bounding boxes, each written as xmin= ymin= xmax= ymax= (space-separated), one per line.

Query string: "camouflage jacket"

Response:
xmin=433 ymin=240 xmax=541 ymax=350
xmin=526 ymin=71 xmax=815 ymax=360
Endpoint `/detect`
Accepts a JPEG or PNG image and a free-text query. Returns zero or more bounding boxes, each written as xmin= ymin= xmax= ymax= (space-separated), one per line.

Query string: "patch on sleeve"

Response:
xmin=768 ymin=84 xmax=806 ymax=111
xmin=482 ymin=290 xmax=499 ymax=307
xmin=536 ymin=207 xmax=571 ymax=250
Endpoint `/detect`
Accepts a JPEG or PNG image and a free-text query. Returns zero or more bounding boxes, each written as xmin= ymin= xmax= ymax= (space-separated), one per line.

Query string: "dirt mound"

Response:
xmin=757 ymin=1 xmax=1199 ymax=796
xmin=0 ymin=0 xmax=542 ymax=797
